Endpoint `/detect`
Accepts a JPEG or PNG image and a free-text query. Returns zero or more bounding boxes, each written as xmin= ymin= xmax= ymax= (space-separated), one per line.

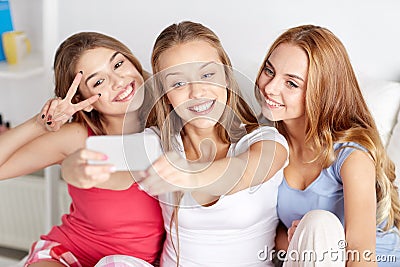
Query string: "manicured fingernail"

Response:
xmin=41 ymin=114 xmax=45 ymax=119
xmin=79 ymin=70 xmax=83 ymax=74
xmin=98 ymin=93 xmax=101 ymax=97
xmin=109 ymin=166 xmax=116 ymax=173
xmin=102 ymin=154 xmax=108 ymax=160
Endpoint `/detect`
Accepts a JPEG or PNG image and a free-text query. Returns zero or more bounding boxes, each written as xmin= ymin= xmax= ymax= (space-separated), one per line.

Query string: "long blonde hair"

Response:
xmin=255 ymin=24 xmax=400 ymax=231
xmin=150 ymin=21 xmax=259 ymax=265
xmin=54 ymin=32 xmax=154 ymax=135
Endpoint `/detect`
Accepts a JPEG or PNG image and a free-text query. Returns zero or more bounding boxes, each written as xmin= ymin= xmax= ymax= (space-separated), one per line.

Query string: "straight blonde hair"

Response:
xmin=255 ymin=24 xmax=400 ymax=231
xmin=150 ymin=21 xmax=260 ymax=265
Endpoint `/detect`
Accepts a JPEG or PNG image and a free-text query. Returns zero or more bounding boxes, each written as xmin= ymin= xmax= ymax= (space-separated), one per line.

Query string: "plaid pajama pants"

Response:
xmin=24 ymin=240 xmax=82 ymax=267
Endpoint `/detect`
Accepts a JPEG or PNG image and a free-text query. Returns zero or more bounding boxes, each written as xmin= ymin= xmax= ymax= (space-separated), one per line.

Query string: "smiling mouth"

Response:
xmin=188 ymin=100 xmax=216 ymax=114
xmin=114 ymin=81 xmax=136 ymax=102
xmin=265 ymin=97 xmax=284 ymax=107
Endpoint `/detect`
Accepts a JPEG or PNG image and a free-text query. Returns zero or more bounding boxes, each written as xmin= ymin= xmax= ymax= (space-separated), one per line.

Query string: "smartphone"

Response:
xmin=86 ymin=132 xmax=163 ymax=171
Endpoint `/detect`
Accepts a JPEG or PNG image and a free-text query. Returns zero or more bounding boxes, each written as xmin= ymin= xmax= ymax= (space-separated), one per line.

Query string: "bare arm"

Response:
xmin=0 ymin=122 xmax=88 ymax=180
xmin=342 ymin=150 xmax=377 ymax=267
xmin=137 ymin=139 xmax=287 ymax=196
xmin=0 ymin=115 xmax=48 ymax=169
xmin=0 ymin=73 xmax=99 ymax=180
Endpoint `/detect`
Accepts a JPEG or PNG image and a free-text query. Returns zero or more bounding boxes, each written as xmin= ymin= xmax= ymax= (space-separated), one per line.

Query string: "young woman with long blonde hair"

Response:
xmin=122 ymin=21 xmax=288 ymax=267
xmin=256 ymin=24 xmax=400 ymax=266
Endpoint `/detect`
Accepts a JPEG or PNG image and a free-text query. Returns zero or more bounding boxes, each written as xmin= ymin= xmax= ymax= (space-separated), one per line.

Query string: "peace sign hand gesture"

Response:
xmin=38 ymin=72 xmax=101 ymax=131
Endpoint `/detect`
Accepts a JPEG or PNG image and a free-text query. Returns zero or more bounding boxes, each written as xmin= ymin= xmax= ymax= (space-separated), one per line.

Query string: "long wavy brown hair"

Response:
xmin=53 ymin=31 xmax=154 ymax=135
xmin=151 ymin=21 xmax=260 ymax=265
xmin=255 ymin=24 xmax=400 ymax=231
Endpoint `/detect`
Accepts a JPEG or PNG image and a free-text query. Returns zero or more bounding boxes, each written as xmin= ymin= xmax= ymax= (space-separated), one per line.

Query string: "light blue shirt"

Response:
xmin=277 ymin=142 xmax=400 ymax=266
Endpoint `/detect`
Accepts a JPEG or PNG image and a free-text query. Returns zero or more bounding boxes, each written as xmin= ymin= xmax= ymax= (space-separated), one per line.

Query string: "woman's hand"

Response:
xmin=287 ymin=219 xmax=301 ymax=243
xmin=61 ymin=148 xmax=115 ymax=188
xmin=38 ymin=72 xmax=100 ymax=131
xmin=135 ymin=151 xmax=206 ymax=195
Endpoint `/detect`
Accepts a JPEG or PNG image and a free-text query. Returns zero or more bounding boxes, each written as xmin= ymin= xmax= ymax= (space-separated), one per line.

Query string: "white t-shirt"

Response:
xmin=159 ymin=126 xmax=288 ymax=267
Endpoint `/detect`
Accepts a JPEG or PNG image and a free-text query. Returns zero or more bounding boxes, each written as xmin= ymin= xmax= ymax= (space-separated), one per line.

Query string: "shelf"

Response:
xmin=0 ymin=52 xmax=44 ymax=79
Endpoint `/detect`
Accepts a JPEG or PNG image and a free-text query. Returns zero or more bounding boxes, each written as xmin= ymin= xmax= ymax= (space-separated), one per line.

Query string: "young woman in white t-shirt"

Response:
xmin=133 ymin=21 xmax=289 ymax=267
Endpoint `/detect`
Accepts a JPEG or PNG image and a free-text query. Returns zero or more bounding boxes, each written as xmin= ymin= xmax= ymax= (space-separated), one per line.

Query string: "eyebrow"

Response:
xmin=266 ymin=59 xmax=304 ymax=82
xmin=85 ymin=51 xmax=120 ymax=87
xmin=164 ymin=61 xmax=217 ymax=79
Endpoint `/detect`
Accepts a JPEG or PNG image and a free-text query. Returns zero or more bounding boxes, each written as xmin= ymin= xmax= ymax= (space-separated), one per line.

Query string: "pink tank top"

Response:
xmin=42 ymin=128 xmax=164 ymax=266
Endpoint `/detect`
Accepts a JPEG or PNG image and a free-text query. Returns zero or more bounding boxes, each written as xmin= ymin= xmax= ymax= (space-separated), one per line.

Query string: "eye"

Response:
xmin=114 ymin=60 xmax=123 ymax=69
xmin=172 ymin=81 xmax=187 ymax=88
xmin=287 ymin=80 xmax=299 ymax=89
xmin=94 ymin=79 xmax=105 ymax=88
xmin=202 ymin=72 xmax=214 ymax=79
xmin=264 ymin=67 xmax=274 ymax=77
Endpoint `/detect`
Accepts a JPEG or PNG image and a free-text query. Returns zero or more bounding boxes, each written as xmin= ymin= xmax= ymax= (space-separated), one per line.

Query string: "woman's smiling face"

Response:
xmin=257 ymin=43 xmax=308 ymax=123
xmin=158 ymin=40 xmax=228 ymax=130
xmin=75 ymin=47 xmax=145 ymax=116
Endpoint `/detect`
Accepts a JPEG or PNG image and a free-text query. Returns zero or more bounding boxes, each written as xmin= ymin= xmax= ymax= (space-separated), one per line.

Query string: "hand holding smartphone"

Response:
xmin=86 ymin=132 xmax=163 ymax=171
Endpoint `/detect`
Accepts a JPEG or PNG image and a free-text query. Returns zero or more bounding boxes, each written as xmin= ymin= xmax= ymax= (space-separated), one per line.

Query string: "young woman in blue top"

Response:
xmin=255 ymin=24 xmax=400 ymax=266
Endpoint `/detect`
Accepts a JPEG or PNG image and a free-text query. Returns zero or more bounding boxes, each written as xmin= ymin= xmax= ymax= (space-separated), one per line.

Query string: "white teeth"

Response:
xmin=191 ymin=101 xmax=214 ymax=112
xmin=265 ymin=98 xmax=283 ymax=107
xmin=116 ymin=87 xmax=133 ymax=101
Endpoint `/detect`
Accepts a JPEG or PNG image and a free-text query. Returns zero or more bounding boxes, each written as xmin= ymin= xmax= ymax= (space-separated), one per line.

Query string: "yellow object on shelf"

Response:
xmin=2 ymin=31 xmax=31 ymax=65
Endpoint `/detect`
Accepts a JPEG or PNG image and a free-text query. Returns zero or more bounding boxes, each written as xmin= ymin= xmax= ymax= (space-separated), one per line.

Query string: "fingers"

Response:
xmin=65 ymin=72 xmax=83 ymax=102
xmin=38 ymin=99 xmax=52 ymax=121
xmin=52 ymin=113 xmax=70 ymax=122
xmin=287 ymin=227 xmax=294 ymax=243
xmin=45 ymin=98 xmax=61 ymax=126
xmin=287 ymin=220 xmax=301 ymax=243
xmin=74 ymin=93 xmax=101 ymax=112
xmin=79 ymin=148 xmax=109 ymax=162
xmin=61 ymin=148 xmax=115 ymax=188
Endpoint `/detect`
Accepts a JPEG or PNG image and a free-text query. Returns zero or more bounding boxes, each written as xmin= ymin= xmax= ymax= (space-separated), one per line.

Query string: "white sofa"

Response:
xmin=358 ymin=77 xmax=400 ymax=190
xmin=1 ymin=76 xmax=399 ymax=265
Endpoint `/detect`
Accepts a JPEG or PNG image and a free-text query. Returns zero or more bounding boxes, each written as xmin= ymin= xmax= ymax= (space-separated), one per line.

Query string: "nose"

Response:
xmin=261 ymin=76 xmax=280 ymax=96
xmin=189 ymin=82 xmax=206 ymax=99
xmin=110 ymin=72 xmax=125 ymax=91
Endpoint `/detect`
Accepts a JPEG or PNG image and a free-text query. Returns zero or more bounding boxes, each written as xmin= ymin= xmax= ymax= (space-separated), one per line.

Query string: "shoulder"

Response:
xmin=334 ymin=141 xmax=368 ymax=153
xmin=236 ymin=126 xmax=288 ymax=151
xmin=341 ymin=149 xmax=375 ymax=175
xmin=333 ymin=142 xmax=375 ymax=182
xmin=334 ymin=142 xmax=370 ymax=170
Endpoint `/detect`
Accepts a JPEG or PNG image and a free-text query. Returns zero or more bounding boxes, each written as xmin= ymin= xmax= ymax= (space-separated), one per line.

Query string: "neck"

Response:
xmin=282 ymin=117 xmax=317 ymax=161
xmin=181 ymin=125 xmax=226 ymax=161
xmin=282 ymin=117 xmax=307 ymax=150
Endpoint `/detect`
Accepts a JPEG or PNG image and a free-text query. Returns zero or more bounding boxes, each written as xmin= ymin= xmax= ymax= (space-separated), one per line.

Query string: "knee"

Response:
xmin=299 ymin=210 xmax=342 ymax=231
xmin=95 ymin=255 xmax=153 ymax=267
